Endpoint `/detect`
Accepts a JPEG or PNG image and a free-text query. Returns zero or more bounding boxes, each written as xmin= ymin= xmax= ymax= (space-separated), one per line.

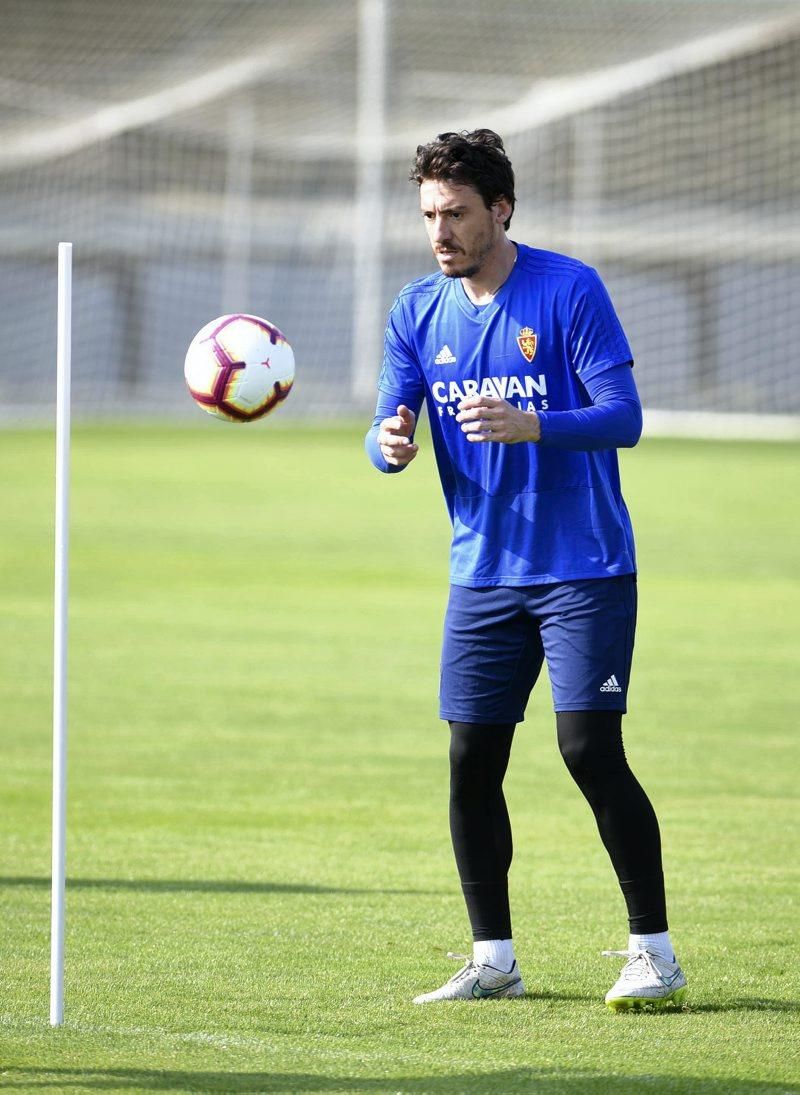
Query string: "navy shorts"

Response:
xmin=439 ymin=575 xmax=637 ymax=723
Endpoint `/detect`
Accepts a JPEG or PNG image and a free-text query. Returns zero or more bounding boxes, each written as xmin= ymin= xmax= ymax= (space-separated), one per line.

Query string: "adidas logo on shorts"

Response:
xmin=600 ymin=674 xmax=622 ymax=693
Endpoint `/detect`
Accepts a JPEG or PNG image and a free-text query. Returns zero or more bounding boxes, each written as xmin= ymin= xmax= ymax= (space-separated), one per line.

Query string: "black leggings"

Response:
xmin=449 ymin=713 xmax=667 ymax=941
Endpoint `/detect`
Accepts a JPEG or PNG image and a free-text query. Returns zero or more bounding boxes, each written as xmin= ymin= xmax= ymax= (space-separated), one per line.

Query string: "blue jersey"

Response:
xmin=378 ymin=243 xmax=638 ymax=587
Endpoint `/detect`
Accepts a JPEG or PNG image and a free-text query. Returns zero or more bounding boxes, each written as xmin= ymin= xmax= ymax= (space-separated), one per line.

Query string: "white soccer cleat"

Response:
xmin=412 ymin=952 xmax=525 ymax=1004
xmin=603 ymin=948 xmax=687 ymax=1011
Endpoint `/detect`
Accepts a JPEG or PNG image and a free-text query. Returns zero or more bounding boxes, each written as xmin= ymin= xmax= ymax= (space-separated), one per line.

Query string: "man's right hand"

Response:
xmin=377 ymin=405 xmax=418 ymax=466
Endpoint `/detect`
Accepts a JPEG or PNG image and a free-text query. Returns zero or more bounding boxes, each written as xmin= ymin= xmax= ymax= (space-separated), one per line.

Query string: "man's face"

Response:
xmin=419 ymin=178 xmax=508 ymax=279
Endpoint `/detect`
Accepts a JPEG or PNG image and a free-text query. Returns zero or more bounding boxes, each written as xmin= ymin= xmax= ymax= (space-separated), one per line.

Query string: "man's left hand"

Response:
xmin=456 ymin=396 xmax=541 ymax=444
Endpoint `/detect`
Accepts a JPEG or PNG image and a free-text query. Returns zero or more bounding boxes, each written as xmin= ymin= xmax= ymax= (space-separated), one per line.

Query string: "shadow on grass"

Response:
xmin=525 ymin=993 xmax=799 ymax=1017
xmin=683 ymin=998 xmax=800 ymax=1015
xmin=527 ymin=992 xmax=800 ymax=1016
xmin=3 ymin=1068 xmax=798 ymax=1092
xmin=521 ymin=991 xmax=800 ymax=1020
xmin=0 ymin=876 xmax=438 ymax=897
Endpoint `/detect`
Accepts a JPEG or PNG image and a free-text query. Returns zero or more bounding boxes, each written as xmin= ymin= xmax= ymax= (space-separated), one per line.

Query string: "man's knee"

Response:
xmin=556 ymin=710 xmax=625 ymax=782
xmin=449 ymin=721 xmax=514 ymax=797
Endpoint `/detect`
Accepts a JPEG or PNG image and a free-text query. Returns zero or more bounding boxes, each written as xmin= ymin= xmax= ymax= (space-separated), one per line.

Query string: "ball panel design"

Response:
xmin=183 ymin=352 xmax=222 ymax=399
xmin=184 ymin=313 xmax=294 ymax=423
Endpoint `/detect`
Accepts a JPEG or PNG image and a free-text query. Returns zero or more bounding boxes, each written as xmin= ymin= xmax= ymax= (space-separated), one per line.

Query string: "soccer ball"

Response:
xmin=184 ymin=313 xmax=294 ymax=422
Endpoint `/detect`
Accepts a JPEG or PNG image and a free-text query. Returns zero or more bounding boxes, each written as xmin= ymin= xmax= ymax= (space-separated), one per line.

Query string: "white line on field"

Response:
xmin=0 ymin=1015 xmax=275 ymax=1050
xmin=0 ymin=1015 xmax=411 ymax=1063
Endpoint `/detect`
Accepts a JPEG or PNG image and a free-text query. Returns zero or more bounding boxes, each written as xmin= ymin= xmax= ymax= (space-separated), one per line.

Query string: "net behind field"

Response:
xmin=0 ymin=0 xmax=798 ymax=425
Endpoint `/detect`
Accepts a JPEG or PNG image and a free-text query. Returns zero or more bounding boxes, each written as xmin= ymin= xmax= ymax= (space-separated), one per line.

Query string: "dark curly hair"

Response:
xmin=409 ymin=129 xmax=516 ymax=230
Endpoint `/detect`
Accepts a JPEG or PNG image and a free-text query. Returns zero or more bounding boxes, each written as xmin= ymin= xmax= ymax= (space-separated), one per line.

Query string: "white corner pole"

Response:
xmin=50 ymin=241 xmax=72 ymax=1027
xmin=351 ymin=0 xmax=387 ymax=401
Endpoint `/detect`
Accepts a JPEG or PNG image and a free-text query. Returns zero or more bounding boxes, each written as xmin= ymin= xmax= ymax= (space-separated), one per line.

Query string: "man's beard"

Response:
xmin=438 ymin=234 xmax=493 ymax=280
xmin=443 ymin=263 xmax=480 ymax=280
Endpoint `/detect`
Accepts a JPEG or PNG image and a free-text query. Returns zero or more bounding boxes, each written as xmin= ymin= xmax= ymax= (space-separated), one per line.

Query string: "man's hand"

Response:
xmin=377 ymin=404 xmax=419 ymax=466
xmin=456 ymin=396 xmax=540 ymax=444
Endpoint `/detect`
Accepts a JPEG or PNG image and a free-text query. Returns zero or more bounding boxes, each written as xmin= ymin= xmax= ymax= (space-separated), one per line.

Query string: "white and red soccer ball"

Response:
xmin=184 ymin=313 xmax=294 ymax=422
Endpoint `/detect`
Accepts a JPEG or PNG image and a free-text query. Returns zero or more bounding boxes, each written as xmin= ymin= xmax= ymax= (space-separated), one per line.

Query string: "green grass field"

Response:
xmin=1 ymin=424 xmax=798 ymax=1094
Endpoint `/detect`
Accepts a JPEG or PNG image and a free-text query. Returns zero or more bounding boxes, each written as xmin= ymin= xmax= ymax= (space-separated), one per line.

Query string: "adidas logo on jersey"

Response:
xmin=600 ymin=674 xmax=622 ymax=693
xmin=435 ymin=345 xmax=457 ymax=365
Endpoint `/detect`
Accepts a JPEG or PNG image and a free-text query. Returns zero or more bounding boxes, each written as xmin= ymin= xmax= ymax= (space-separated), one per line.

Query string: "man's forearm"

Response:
xmin=537 ymin=364 xmax=642 ymax=451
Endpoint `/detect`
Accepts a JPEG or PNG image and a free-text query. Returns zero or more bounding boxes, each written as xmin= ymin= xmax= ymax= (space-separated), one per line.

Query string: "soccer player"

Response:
xmin=365 ymin=130 xmax=686 ymax=1010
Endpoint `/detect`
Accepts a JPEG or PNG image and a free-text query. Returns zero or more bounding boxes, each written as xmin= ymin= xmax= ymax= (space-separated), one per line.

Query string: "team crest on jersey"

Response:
xmin=516 ymin=327 xmax=538 ymax=363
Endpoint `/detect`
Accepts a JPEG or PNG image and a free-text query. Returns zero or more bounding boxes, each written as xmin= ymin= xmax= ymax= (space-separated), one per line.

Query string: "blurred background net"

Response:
xmin=0 ymin=0 xmax=798 ymax=429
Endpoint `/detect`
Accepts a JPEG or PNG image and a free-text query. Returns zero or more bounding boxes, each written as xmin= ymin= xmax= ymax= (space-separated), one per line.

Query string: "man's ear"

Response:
xmin=493 ymin=197 xmax=512 ymax=225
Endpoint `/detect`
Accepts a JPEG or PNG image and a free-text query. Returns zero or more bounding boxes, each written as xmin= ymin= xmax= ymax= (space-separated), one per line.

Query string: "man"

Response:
xmin=365 ymin=129 xmax=686 ymax=1010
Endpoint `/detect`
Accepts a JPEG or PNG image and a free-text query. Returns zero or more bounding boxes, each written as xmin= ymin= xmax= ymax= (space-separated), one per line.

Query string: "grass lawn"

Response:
xmin=0 ymin=424 xmax=798 ymax=1093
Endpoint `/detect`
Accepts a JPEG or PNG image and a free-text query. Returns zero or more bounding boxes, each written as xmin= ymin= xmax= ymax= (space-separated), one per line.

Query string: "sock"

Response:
xmin=629 ymin=931 xmax=674 ymax=962
xmin=473 ymin=938 xmax=515 ymax=972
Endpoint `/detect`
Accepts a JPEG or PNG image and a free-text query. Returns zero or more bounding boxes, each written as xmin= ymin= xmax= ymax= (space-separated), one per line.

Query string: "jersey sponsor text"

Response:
xmin=431 ymin=373 xmax=547 ymax=405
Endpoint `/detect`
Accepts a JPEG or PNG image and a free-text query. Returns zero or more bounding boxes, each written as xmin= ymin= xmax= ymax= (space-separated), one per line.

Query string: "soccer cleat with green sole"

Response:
xmin=603 ymin=948 xmax=687 ymax=1011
